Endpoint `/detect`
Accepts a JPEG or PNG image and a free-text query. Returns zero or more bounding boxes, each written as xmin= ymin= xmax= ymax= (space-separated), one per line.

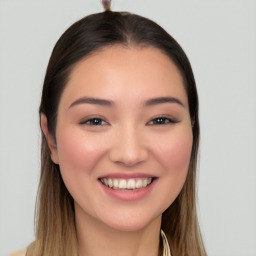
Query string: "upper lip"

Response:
xmin=98 ymin=173 xmax=157 ymax=179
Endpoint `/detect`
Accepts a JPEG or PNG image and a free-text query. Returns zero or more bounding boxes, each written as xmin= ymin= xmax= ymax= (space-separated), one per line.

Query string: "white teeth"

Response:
xmin=127 ymin=179 xmax=136 ymax=189
xmin=113 ymin=179 xmax=119 ymax=188
xmin=100 ymin=177 xmax=153 ymax=190
xmin=119 ymin=179 xmax=126 ymax=189
xmin=142 ymin=179 xmax=148 ymax=187
xmin=108 ymin=178 xmax=113 ymax=188
xmin=135 ymin=179 xmax=142 ymax=189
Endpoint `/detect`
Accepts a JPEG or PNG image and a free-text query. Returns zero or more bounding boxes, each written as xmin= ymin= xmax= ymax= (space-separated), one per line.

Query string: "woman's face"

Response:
xmin=46 ymin=45 xmax=193 ymax=231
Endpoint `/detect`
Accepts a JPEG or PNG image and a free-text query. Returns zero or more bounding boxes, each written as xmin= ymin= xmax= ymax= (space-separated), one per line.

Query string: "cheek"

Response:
xmin=153 ymin=127 xmax=193 ymax=198
xmin=55 ymin=127 xmax=107 ymax=179
xmin=156 ymin=129 xmax=193 ymax=171
xmin=157 ymin=128 xmax=193 ymax=206
xmin=54 ymin=127 xmax=110 ymax=211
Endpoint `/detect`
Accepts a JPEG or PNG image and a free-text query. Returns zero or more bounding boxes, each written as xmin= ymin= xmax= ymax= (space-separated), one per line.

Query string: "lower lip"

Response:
xmin=99 ymin=179 xmax=157 ymax=201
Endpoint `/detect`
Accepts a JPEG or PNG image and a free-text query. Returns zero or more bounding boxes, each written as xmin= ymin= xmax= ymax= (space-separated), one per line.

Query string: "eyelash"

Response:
xmin=147 ymin=117 xmax=179 ymax=125
xmin=79 ymin=118 xmax=108 ymax=126
xmin=79 ymin=116 xmax=178 ymax=126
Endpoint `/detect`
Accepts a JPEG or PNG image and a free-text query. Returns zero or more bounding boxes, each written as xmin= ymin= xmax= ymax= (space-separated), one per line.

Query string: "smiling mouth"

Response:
xmin=99 ymin=177 xmax=155 ymax=191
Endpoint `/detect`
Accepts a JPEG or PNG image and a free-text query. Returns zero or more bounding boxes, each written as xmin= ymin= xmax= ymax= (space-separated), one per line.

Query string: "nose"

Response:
xmin=109 ymin=125 xmax=148 ymax=167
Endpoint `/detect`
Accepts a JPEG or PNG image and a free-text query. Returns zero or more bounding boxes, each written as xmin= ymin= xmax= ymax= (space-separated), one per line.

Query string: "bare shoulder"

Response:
xmin=8 ymin=248 xmax=27 ymax=256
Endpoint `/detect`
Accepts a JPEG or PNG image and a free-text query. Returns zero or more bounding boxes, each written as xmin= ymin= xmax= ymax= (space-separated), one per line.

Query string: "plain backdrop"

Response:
xmin=0 ymin=1 xmax=255 ymax=255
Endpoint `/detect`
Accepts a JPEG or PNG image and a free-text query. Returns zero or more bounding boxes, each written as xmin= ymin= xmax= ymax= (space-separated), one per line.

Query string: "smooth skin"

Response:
xmin=41 ymin=45 xmax=193 ymax=256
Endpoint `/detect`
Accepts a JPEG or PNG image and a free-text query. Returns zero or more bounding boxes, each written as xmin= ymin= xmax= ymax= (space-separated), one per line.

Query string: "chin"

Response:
xmin=102 ymin=214 xmax=161 ymax=233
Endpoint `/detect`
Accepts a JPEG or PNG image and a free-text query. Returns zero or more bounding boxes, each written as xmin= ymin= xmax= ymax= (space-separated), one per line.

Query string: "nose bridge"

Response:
xmin=109 ymin=122 xmax=148 ymax=166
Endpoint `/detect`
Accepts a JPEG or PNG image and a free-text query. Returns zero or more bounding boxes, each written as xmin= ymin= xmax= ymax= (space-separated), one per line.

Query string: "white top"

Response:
xmin=161 ymin=230 xmax=172 ymax=256
xmin=9 ymin=231 xmax=171 ymax=256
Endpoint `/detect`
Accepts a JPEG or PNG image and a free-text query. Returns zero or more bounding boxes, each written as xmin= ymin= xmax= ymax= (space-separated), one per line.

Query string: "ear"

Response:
xmin=40 ymin=114 xmax=59 ymax=164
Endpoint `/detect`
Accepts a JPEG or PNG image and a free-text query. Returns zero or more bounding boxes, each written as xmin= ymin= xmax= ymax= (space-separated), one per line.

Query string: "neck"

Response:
xmin=75 ymin=204 xmax=162 ymax=256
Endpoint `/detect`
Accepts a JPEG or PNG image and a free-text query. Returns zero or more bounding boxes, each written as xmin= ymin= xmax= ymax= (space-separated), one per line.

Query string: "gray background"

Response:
xmin=0 ymin=0 xmax=255 ymax=255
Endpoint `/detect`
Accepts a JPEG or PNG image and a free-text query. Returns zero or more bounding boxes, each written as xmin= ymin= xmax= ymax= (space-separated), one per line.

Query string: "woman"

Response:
xmin=10 ymin=5 xmax=206 ymax=256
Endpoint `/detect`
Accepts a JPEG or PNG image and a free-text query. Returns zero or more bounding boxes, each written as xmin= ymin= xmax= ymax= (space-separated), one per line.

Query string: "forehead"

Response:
xmin=60 ymin=45 xmax=188 ymax=109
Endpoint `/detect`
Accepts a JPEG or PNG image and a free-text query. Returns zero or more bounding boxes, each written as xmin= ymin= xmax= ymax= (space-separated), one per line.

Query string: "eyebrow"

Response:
xmin=69 ymin=97 xmax=114 ymax=108
xmin=144 ymin=97 xmax=184 ymax=107
xmin=69 ymin=96 xmax=184 ymax=109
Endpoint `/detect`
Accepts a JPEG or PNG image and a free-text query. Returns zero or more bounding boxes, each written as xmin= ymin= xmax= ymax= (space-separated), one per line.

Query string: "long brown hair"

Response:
xmin=27 ymin=11 xmax=206 ymax=256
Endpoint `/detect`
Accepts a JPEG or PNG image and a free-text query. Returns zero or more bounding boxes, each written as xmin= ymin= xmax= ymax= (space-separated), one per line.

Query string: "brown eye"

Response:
xmin=80 ymin=118 xmax=107 ymax=126
xmin=148 ymin=117 xmax=178 ymax=125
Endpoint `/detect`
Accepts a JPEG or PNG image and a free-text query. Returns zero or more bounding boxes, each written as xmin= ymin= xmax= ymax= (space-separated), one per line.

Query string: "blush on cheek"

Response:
xmin=173 ymin=140 xmax=192 ymax=170
xmin=56 ymin=132 xmax=104 ymax=177
xmin=158 ymin=132 xmax=193 ymax=172
xmin=55 ymin=134 xmax=100 ymax=202
xmin=163 ymin=134 xmax=193 ymax=207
